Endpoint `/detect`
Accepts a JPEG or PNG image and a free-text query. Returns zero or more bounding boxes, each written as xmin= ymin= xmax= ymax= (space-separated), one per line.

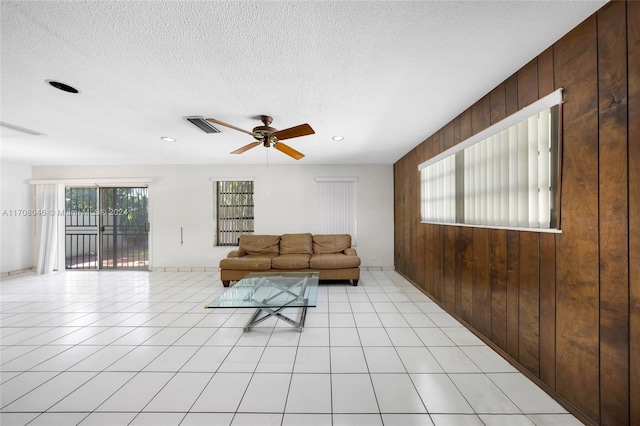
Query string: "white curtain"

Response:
xmin=35 ymin=184 xmax=61 ymax=274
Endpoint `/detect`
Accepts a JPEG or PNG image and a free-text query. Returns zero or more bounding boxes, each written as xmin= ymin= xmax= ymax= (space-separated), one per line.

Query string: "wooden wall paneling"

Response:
xmin=628 ymin=2 xmax=640 ymax=424
xmin=505 ymin=74 xmax=519 ymax=116
xmin=399 ymin=158 xmax=408 ymax=276
xmin=472 ymin=228 xmax=492 ymax=337
xmin=459 ymin=108 xmax=472 ymax=141
xmin=469 ymin=96 xmax=492 ymax=335
xmin=553 ymin=16 xmax=601 ymax=421
xmin=443 ymin=226 xmax=457 ymax=311
xmin=518 ymin=58 xmax=539 ymax=107
xmin=452 ymin=116 xmax=461 ymax=146
xmin=398 ymin=158 xmax=410 ymax=275
xmin=433 ymin=131 xmax=444 ymax=302
xmin=425 ymin=223 xmax=433 ymax=294
xmin=538 ymin=43 xmax=557 ymax=390
xmin=423 ymin=139 xmax=433 ymax=293
xmin=393 ymin=4 xmax=636 ymax=425
xmin=393 ymin=162 xmax=401 ymax=272
xmin=441 ymin=122 xmax=457 ymax=310
xmin=459 ymin=227 xmax=474 ymax=323
xmin=491 ymin=229 xmax=508 ymax=351
xmin=451 ymin=116 xmax=463 ymax=315
xmin=490 ymin=83 xmax=507 ymax=125
xmin=405 ymin=149 xmax=414 ymax=281
xmin=418 ymin=145 xmax=425 ymax=287
xmin=442 ymin=120 xmax=454 ymax=151
xmin=539 ymin=233 xmax=556 ymax=388
xmin=518 ymin=231 xmax=541 ymax=377
xmin=454 ymin=226 xmax=463 ymax=315
xmin=506 ymin=230 xmax=520 ymax=360
xmin=396 ymin=157 xmax=409 ymax=273
xmin=457 ymin=109 xmax=473 ymax=322
xmin=472 ymin=94 xmax=491 ymax=135
xmin=415 ymin=143 xmax=426 ymax=289
xmin=412 ymin=148 xmax=419 ymax=283
xmin=597 ymin=2 xmax=630 ymax=424
xmin=435 ymin=237 xmax=444 ymax=303
xmin=538 ymin=47 xmax=555 ymax=98
xmin=424 ymin=135 xmax=438 ymax=297
xmin=488 ymin=83 xmax=508 ymax=347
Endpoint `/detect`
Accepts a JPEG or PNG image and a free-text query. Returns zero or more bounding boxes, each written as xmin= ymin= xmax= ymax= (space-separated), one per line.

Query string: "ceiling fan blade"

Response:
xmin=272 ymin=123 xmax=315 ymax=141
xmin=273 ymin=142 xmax=305 ymax=160
xmin=206 ymin=118 xmax=257 ymax=137
xmin=230 ymin=141 xmax=260 ymax=154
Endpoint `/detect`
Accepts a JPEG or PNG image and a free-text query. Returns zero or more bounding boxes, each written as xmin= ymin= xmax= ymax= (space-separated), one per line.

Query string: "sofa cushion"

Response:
xmin=272 ymin=253 xmax=311 ymax=270
xmin=280 ymin=233 xmax=313 ymax=255
xmin=310 ymin=253 xmax=361 ymax=269
xmin=239 ymin=235 xmax=280 ymax=255
xmin=219 ymin=253 xmax=275 ymax=270
xmin=313 ymin=234 xmax=352 ymax=254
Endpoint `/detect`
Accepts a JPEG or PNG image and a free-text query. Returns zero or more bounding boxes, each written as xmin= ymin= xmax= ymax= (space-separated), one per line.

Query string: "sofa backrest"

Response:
xmin=239 ymin=235 xmax=280 ymax=255
xmin=313 ymin=234 xmax=352 ymax=254
xmin=280 ymin=233 xmax=313 ymax=255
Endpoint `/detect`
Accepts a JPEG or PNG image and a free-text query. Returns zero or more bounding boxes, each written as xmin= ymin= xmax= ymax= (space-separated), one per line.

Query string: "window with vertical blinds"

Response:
xmin=419 ymin=89 xmax=562 ymax=232
xmin=315 ymin=177 xmax=357 ymax=243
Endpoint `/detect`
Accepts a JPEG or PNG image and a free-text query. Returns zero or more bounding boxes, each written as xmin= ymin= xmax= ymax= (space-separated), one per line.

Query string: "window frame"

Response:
xmin=214 ymin=179 xmax=255 ymax=246
xmin=418 ymin=89 xmax=563 ymax=233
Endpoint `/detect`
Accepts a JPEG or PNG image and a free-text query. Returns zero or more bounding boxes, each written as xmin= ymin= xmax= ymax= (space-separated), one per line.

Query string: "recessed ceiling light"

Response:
xmin=332 ymin=135 xmax=344 ymax=141
xmin=161 ymin=137 xmax=176 ymax=142
xmin=46 ymin=80 xmax=79 ymax=93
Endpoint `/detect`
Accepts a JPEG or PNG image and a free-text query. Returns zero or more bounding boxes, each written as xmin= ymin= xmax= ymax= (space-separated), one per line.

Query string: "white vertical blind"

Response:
xmin=419 ymin=101 xmax=559 ymax=231
xmin=316 ymin=179 xmax=357 ymax=242
xmin=499 ymin=129 xmax=510 ymax=225
xmin=527 ymin=115 xmax=540 ymax=228
xmin=421 ymin=156 xmax=456 ymax=223
xmin=516 ymin=119 xmax=529 ymax=227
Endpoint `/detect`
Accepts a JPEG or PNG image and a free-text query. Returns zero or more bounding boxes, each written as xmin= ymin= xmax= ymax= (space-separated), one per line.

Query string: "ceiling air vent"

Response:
xmin=185 ymin=116 xmax=221 ymax=133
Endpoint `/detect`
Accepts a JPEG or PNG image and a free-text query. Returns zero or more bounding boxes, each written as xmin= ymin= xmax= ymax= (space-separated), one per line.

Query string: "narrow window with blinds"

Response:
xmin=419 ymin=89 xmax=561 ymax=232
xmin=315 ymin=178 xmax=357 ymax=243
xmin=216 ymin=180 xmax=254 ymax=246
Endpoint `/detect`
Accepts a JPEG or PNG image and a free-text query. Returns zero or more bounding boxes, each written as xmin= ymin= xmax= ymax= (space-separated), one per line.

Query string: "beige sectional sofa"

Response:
xmin=219 ymin=233 xmax=361 ymax=286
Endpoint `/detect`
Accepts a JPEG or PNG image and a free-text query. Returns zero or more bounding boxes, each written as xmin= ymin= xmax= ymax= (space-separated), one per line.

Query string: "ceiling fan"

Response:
xmin=206 ymin=115 xmax=315 ymax=160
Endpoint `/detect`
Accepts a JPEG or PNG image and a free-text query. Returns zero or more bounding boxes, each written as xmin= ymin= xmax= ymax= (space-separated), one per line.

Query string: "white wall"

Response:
xmin=1 ymin=161 xmax=33 ymax=274
xmin=31 ymin=164 xmax=394 ymax=269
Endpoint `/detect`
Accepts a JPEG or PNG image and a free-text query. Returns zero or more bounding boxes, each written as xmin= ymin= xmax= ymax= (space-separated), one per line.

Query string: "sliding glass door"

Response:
xmin=65 ymin=186 xmax=149 ymax=270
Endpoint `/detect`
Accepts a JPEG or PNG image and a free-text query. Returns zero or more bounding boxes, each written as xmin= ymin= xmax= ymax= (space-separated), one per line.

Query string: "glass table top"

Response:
xmin=207 ymin=271 xmax=319 ymax=309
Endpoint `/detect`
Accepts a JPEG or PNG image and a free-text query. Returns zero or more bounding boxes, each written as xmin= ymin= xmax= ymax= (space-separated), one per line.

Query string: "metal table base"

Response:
xmin=244 ymin=301 xmax=309 ymax=332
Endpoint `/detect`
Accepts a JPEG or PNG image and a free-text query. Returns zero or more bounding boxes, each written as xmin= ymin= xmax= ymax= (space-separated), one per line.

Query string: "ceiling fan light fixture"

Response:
xmin=185 ymin=116 xmax=221 ymax=133
xmin=332 ymin=135 xmax=344 ymax=141
xmin=161 ymin=136 xmax=176 ymax=142
xmin=207 ymin=115 xmax=313 ymax=160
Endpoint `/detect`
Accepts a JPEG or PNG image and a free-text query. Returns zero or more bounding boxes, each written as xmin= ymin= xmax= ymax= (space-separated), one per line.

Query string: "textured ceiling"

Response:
xmin=1 ymin=0 xmax=607 ymax=166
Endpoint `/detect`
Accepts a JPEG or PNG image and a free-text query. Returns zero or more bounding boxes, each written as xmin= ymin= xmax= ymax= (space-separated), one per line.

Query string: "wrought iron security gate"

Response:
xmin=65 ymin=187 xmax=149 ymax=270
xmin=65 ymin=187 xmax=99 ymax=269
xmin=99 ymin=187 xmax=149 ymax=269
xmin=216 ymin=181 xmax=254 ymax=246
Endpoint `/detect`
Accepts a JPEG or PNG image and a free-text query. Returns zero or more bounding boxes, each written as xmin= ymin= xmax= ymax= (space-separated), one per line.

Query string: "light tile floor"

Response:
xmin=0 ymin=270 xmax=584 ymax=426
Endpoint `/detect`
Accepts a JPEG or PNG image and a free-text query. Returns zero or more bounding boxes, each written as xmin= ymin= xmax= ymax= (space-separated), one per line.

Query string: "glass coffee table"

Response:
xmin=207 ymin=271 xmax=319 ymax=331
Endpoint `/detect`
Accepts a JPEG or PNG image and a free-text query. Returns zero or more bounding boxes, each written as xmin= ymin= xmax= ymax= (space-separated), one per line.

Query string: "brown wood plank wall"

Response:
xmin=627 ymin=1 xmax=640 ymax=424
xmin=392 ymin=2 xmax=635 ymax=425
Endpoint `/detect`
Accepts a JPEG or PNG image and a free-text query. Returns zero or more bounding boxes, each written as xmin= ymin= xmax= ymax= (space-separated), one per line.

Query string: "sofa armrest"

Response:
xmin=227 ymin=248 xmax=246 ymax=258
xmin=343 ymin=248 xmax=358 ymax=256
